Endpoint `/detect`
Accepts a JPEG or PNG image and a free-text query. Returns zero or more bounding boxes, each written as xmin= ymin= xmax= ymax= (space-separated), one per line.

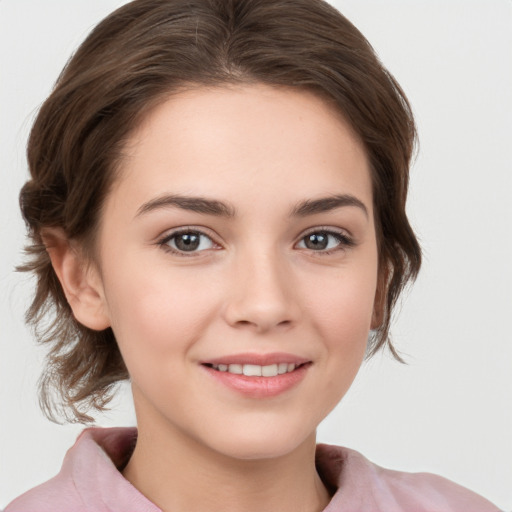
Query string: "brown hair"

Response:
xmin=20 ymin=0 xmax=421 ymax=423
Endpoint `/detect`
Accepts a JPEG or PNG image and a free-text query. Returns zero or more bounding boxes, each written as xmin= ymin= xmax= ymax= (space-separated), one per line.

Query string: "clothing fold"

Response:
xmin=5 ymin=427 xmax=500 ymax=512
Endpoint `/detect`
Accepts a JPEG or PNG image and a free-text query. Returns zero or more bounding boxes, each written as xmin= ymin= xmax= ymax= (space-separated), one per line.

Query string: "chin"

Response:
xmin=205 ymin=421 xmax=317 ymax=461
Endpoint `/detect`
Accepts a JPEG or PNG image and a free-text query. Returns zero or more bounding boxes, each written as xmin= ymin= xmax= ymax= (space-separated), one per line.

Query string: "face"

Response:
xmin=93 ymin=84 xmax=379 ymax=460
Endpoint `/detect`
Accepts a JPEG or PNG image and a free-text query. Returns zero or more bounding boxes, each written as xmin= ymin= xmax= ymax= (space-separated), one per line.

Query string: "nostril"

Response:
xmin=232 ymin=318 xmax=293 ymax=332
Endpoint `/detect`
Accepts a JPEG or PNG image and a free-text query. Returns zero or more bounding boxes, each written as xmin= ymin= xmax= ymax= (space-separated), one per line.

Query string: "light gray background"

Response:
xmin=1 ymin=1 xmax=511 ymax=509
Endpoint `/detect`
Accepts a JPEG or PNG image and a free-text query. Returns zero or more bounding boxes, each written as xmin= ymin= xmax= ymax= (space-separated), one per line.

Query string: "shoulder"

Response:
xmin=4 ymin=475 xmax=81 ymax=512
xmin=4 ymin=427 xmax=158 ymax=512
xmin=4 ymin=441 xmax=88 ymax=512
xmin=316 ymin=444 xmax=501 ymax=512
xmin=4 ymin=428 xmax=105 ymax=512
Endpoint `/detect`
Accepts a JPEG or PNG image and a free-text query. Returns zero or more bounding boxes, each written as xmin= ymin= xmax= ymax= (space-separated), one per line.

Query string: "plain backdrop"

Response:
xmin=1 ymin=0 xmax=511 ymax=509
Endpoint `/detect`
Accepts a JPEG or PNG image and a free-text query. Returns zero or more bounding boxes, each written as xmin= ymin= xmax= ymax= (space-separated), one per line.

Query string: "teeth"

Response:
xmin=243 ymin=364 xmax=261 ymax=377
xmin=210 ymin=363 xmax=300 ymax=376
xmin=278 ymin=362 xmax=288 ymax=374
xmin=228 ymin=364 xmax=243 ymax=374
xmin=262 ymin=364 xmax=278 ymax=377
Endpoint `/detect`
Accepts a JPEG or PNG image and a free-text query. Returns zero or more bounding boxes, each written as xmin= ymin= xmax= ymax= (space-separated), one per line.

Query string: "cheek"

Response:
xmin=290 ymin=266 xmax=376 ymax=422
xmin=308 ymin=266 xmax=377 ymax=346
xmin=101 ymin=261 xmax=219 ymax=367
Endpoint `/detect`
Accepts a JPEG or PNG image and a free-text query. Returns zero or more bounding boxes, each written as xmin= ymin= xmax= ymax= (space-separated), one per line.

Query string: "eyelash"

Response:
xmin=157 ymin=227 xmax=355 ymax=257
xmin=298 ymin=227 xmax=355 ymax=255
xmin=158 ymin=228 xmax=220 ymax=257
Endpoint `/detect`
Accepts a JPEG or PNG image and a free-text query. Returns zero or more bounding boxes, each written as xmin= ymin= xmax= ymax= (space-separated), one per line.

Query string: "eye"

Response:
xmin=160 ymin=229 xmax=217 ymax=254
xmin=297 ymin=229 xmax=354 ymax=253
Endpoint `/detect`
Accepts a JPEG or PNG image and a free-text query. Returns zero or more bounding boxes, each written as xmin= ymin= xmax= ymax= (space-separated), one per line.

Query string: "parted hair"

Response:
xmin=19 ymin=0 xmax=421 ymax=423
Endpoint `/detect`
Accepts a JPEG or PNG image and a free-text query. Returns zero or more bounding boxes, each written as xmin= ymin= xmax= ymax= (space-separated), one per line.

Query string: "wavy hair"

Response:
xmin=19 ymin=0 xmax=421 ymax=422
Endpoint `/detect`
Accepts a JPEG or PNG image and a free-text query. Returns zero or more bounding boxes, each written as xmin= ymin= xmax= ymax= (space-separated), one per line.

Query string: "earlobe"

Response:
xmin=42 ymin=228 xmax=111 ymax=331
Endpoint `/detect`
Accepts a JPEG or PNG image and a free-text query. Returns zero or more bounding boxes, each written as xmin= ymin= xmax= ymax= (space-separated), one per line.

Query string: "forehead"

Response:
xmin=107 ymin=84 xmax=373 ymax=218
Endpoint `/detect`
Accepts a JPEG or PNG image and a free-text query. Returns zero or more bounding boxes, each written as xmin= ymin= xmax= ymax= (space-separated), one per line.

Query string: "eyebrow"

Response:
xmin=135 ymin=194 xmax=236 ymax=218
xmin=135 ymin=193 xmax=368 ymax=219
xmin=291 ymin=194 xmax=369 ymax=218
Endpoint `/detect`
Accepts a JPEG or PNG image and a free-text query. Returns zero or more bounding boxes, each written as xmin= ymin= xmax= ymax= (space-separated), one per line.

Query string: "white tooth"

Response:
xmin=243 ymin=364 xmax=262 ymax=377
xmin=218 ymin=364 xmax=228 ymax=372
xmin=278 ymin=363 xmax=288 ymax=374
xmin=287 ymin=363 xmax=296 ymax=372
xmin=262 ymin=364 xmax=278 ymax=377
xmin=228 ymin=364 xmax=243 ymax=374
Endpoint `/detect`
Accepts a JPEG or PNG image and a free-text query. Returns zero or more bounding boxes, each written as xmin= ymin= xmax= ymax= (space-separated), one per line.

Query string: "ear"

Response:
xmin=42 ymin=228 xmax=111 ymax=331
xmin=371 ymin=264 xmax=389 ymax=330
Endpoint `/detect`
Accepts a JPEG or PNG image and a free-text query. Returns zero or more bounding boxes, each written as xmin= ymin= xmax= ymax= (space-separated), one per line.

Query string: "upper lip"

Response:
xmin=201 ymin=352 xmax=311 ymax=366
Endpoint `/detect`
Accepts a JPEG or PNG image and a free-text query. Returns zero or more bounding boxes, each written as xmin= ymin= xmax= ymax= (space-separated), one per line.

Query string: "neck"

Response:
xmin=123 ymin=418 xmax=331 ymax=512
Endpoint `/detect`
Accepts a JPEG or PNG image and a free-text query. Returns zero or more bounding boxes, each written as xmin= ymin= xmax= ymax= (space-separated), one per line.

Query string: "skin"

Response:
xmin=49 ymin=84 xmax=381 ymax=512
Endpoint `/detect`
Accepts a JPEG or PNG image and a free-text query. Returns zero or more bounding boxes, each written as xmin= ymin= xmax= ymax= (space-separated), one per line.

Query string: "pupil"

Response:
xmin=176 ymin=233 xmax=200 ymax=251
xmin=305 ymin=233 xmax=328 ymax=250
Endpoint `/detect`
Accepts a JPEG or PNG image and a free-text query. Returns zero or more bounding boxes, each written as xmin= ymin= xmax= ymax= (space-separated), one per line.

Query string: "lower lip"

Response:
xmin=202 ymin=364 xmax=310 ymax=398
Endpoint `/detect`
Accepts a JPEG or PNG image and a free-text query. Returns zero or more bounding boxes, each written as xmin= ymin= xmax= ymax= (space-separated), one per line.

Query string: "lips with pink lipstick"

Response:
xmin=201 ymin=353 xmax=311 ymax=398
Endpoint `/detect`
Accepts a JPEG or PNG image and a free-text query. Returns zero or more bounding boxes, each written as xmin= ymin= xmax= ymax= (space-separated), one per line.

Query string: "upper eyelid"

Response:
xmin=301 ymin=226 xmax=346 ymax=234
xmin=298 ymin=226 xmax=353 ymax=239
xmin=157 ymin=225 xmax=350 ymax=236
xmin=156 ymin=225 xmax=354 ymax=248
xmin=158 ymin=226 xmax=219 ymax=243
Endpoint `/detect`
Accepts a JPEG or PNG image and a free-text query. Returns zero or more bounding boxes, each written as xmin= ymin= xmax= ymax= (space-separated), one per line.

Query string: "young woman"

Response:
xmin=3 ymin=1 xmax=505 ymax=510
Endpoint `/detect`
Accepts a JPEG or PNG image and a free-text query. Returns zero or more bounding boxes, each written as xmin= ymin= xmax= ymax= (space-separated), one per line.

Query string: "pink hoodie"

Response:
xmin=5 ymin=427 xmax=500 ymax=512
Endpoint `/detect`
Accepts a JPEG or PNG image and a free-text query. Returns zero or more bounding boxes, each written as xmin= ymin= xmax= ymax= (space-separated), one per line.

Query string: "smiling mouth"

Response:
xmin=203 ymin=362 xmax=308 ymax=377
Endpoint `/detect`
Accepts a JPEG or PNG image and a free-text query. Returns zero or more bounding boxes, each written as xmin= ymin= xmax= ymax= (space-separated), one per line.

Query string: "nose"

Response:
xmin=223 ymin=248 xmax=299 ymax=334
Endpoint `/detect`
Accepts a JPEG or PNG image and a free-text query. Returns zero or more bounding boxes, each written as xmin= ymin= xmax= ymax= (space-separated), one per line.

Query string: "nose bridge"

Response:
xmin=224 ymin=242 xmax=298 ymax=332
